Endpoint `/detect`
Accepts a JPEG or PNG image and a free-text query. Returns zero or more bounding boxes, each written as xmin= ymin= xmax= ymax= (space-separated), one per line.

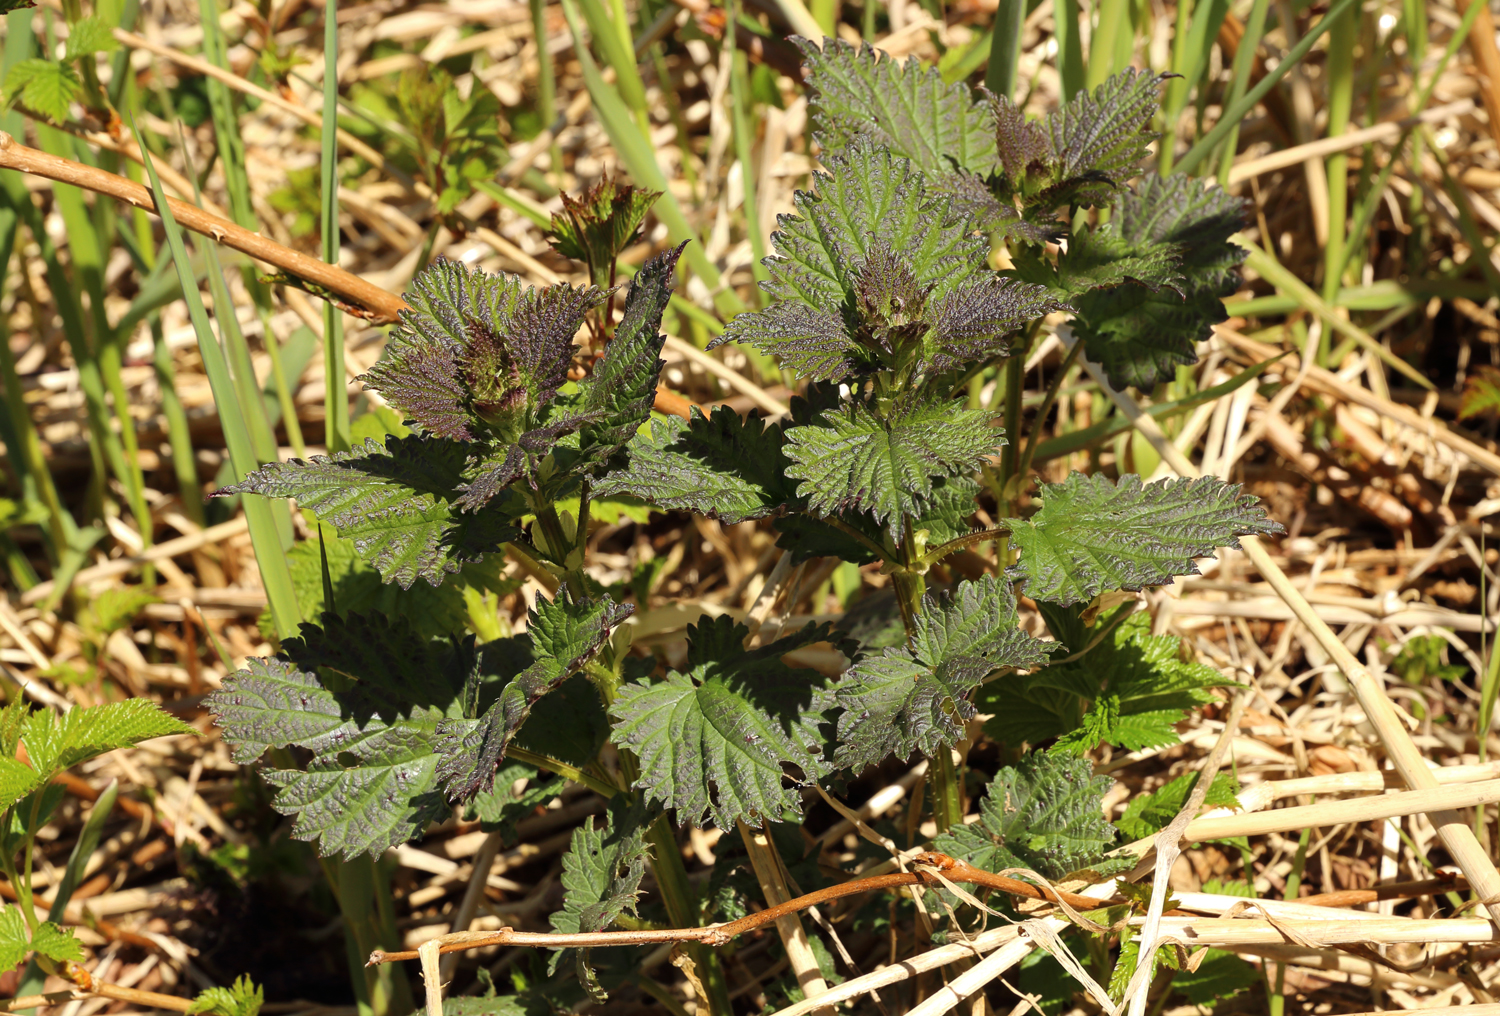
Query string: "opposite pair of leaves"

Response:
xmin=714 ymin=137 xmax=1063 ymax=384
xmin=610 ymin=616 xmax=844 ymax=829
xmin=834 ymin=575 xmax=1052 ymax=773
xmin=549 ymin=797 xmax=651 ymax=1001
xmin=1006 ymin=472 xmax=1284 ymax=607
xmin=0 ymin=698 xmax=197 ymax=816
xmin=226 ymin=247 xmax=682 ymax=588
xmin=208 ymin=593 xmax=628 ymax=857
xmin=932 ymin=751 xmax=1127 ymax=881
xmin=982 ymin=612 xmax=1226 ymax=753
xmin=0 ymin=908 xmax=82 ymax=971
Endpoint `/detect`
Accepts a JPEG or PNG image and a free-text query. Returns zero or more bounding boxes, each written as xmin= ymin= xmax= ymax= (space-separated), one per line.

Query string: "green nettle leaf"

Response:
xmin=993 ymin=70 xmax=1169 ymax=209
xmin=466 ymin=763 xmax=569 ymax=842
xmin=3 ymin=59 xmax=81 ymax=124
xmin=1007 ymin=473 xmax=1283 ymax=606
xmin=548 ymin=798 xmax=651 ymax=1000
xmin=20 ymin=700 xmax=197 ymax=778
xmin=1071 ymin=174 xmax=1247 ymax=389
xmin=794 ymin=37 xmax=1009 ymax=227
xmin=712 ymin=137 xmax=1062 ymax=382
xmin=610 ymin=616 xmax=842 ymax=828
xmin=570 ymin=243 xmax=685 ymax=478
xmin=547 ymin=174 xmax=661 ymax=289
xmin=1171 ymin=950 xmax=1259 ymax=1005
xmin=219 ymin=436 xmax=522 ymax=589
xmin=433 ymin=590 xmax=633 ymax=803
xmin=932 ymin=751 xmax=1125 ymax=880
xmin=834 ymin=576 xmax=1053 ymax=772
xmin=1116 ymin=770 xmax=1239 ymax=841
xmin=186 ymin=976 xmax=265 ymax=1016
xmin=594 ymin=406 xmax=797 ymax=524
xmin=784 ymin=394 xmax=1003 ymax=537
xmin=983 ymin=613 xmax=1227 ymax=753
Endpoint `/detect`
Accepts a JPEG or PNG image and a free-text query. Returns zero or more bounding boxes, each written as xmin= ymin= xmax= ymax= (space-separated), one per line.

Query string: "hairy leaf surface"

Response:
xmin=549 ymin=798 xmax=651 ymax=1000
xmin=1073 ymin=174 xmax=1247 ymax=388
xmin=433 ymin=591 xmax=632 ymax=803
xmin=835 ymin=576 xmax=1053 ymax=772
xmin=593 ymin=407 xmax=796 ymax=523
xmin=21 ymin=700 xmax=197 ymax=778
xmin=1007 ymin=473 xmax=1282 ymax=606
xmin=610 ymin=616 xmax=841 ymax=828
xmin=932 ymin=751 xmax=1124 ymax=879
xmin=220 ymin=436 xmax=521 ymax=588
xmin=784 ymin=395 xmax=1002 ymax=536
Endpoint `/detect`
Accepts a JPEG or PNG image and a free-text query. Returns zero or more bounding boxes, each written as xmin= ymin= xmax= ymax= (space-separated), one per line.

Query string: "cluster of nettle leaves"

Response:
xmin=208 ymin=39 xmax=1278 ymax=999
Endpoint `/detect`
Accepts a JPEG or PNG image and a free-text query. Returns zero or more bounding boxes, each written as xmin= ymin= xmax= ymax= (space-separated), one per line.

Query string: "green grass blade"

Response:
xmin=728 ymin=8 xmax=769 ymax=291
xmin=321 ymin=0 xmax=349 ymax=453
xmin=1053 ymin=0 xmax=1085 ymax=100
xmin=1088 ymin=0 xmax=1135 ymax=88
xmin=1174 ymin=0 xmax=1358 ymax=177
xmin=1321 ymin=1 xmax=1355 ymax=307
xmin=984 ymin=0 xmax=1024 ymax=97
xmin=576 ymin=0 xmax=649 ymax=128
xmin=1214 ymin=0 xmax=1270 ymax=183
xmin=1160 ymin=0 xmax=1229 ymax=172
xmin=132 ymin=115 xmax=302 ymax=639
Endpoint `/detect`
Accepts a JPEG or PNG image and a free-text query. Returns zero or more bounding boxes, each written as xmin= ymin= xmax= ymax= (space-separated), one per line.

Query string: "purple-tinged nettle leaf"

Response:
xmin=713 ymin=138 xmax=1057 ymax=382
xmin=928 ymin=277 xmax=1070 ymax=369
xmin=1006 ymin=472 xmax=1282 ymax=606
xmin=593 ymin=406 xmax=799 ymax=524
xmin=432 ymin=589 xmax=633 ymax=803
xmin=833 ymin=576 xmax=1054 ymax=773
xmin=610 ymin=616 xmax=845 ymax=828
xmin=362 ymin=258 xmax=604 ymax=442
xmin=218 ymin=436 xmax=521 ymax=588
xmin=783 ymin=392 xmax=1004 ymax=537
xmin=932 ymin=751 xmax=1127 ymax=880
xmin=795 ymin=36 xmax=1006 ymax=226
xmin=1072 ymin=173 xmax=1247 ymax=388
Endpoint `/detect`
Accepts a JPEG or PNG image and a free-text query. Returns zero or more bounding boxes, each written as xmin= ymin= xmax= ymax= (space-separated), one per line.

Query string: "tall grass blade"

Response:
xmin=1088 ymin=0 xmax=1134 ymax=88
xmin=1053 ymin=0 xmax=1085 ymax=100
xmin=1321 ymin=2 xmax=1356 ymax=310
xmin=728 ymin=4 xmax=769 ymax=290
xmin=131 ymin=114 xmax=302 ymax=639
xmin=1161 ymin=0 xmax=1230 ymax=172
xmin=321 ymin=0 xmax=350 ymax=453
xmin=1215 ymin=0 xmax=1270 ymax=183
xmin=985 ymin=0 xmax=1025 ymax=97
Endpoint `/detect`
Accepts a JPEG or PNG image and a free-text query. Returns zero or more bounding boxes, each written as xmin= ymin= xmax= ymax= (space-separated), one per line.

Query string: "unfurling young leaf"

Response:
xmin=610 ymin=616 xmax=843 ymax=828
xmin=186 ymin=975 xmax=265 ymax=1016
xmin=712 ymin=137 xmax=1061 ymax=383
xmin=834 ymin=576 xmax=1054 ymax=772
xmin=932 ymin=750 xmax=1126 ymax=880
xmin=1007 ymin=472 xmax=1283 ymax=606
xmin=549 ymin=797 xmax=651 ymax=1000
xmin=547 ymin=174 xmax=661 ymax=290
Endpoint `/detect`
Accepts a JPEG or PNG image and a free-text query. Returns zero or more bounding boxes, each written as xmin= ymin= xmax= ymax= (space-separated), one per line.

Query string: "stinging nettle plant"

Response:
xmin=209 ymin=43 xmax=1281 ymax=1012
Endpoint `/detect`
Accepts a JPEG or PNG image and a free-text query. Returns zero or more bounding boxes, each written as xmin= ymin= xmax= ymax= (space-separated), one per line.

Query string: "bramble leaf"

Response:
xmin=219 ymin=436 xmax=522 ymax=589
xmin=20 ymin=700 xmax=197 ymax=778
xmin=594 ymin=407 xmax=796 ymax=524
xmin=27 ymin=921 xmax=82 ymax=965
xmin=65 ymin=16 xmax=118 ymax=58
xmin=784 ymin=394 xmax=1003 ymax=537
xmin=3 ymin=59 xmax=80 ymax=124
xmin=0 ymin=907 xmax=26 ymax=971
xmin=433 ymin=590 xmax=632 ymax=803
xmin=1461 ymin=366 xmax=1500 ymax=420
xmin=0 ymin=912 xmax=76 ymax=970
xmin=713 ymin=138 xmax=1056 ymax=382
xmin=1072 ymin=174 xmax=1247 ymax=388
xmin=186 ymin=976 xmax=264 ymax=1016
xmin=1116 ymin=770 xmax=1239 ymax=840
xmin=549 ymin=798 xmax=651 ymax=1000
xmin=0 ymin=760 xmax=42 ymax=816
xmin=834 ymin=576 xmax=1053 ymax=772
xmin=983 ymin=612 xmax=1226 ymax=752
xmin=932 ymin=751 xmax=1124 ymax=880
xmin=1007 ymin=473 xmax=1283 ymax=606
xmin=610 ymin=616 xmax=841 ymax=828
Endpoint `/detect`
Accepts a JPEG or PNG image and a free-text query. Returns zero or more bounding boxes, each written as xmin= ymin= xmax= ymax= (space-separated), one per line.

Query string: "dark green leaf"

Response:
xmin=219 ymin=435 xmax=522 ymax=589
xmin=1171 ymin=950 xmax=1259 ymax=1005
xmin=932 ymin=751 xmax=1124 ymax=880
xmin=467 ymin=762 xmax=569 ymax=842
xmin=1116 ymin=770 xmax=1239 ymax=840
xmin=1072 ymin=174 xmax=1246 ymax=388
xmin=594 ymin=406 xmax=797 ymax=523
xmin=610 ymin=616 xmax=841 ymax=828
xmin=433 ymin=590 xmax=632 ymax=802
xmin=1007 ymin=473 xmax=1283 ymax=606
xmin=785 ymin=394 xmax=1002 ymax=538
xmin=549 ymin=798 xmax=651 ymax=1000
xmin=834 ymin=576 xmax=1053 ymax=771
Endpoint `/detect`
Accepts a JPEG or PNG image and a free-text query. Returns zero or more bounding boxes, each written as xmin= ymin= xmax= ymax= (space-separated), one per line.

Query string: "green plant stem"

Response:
xmin=643 ymin=818 xmax=734 ymax=1016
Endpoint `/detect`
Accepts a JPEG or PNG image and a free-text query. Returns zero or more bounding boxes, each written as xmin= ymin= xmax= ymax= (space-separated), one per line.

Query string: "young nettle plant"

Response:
xmin=209 ymin=45 xmax=1280 ymax=1012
